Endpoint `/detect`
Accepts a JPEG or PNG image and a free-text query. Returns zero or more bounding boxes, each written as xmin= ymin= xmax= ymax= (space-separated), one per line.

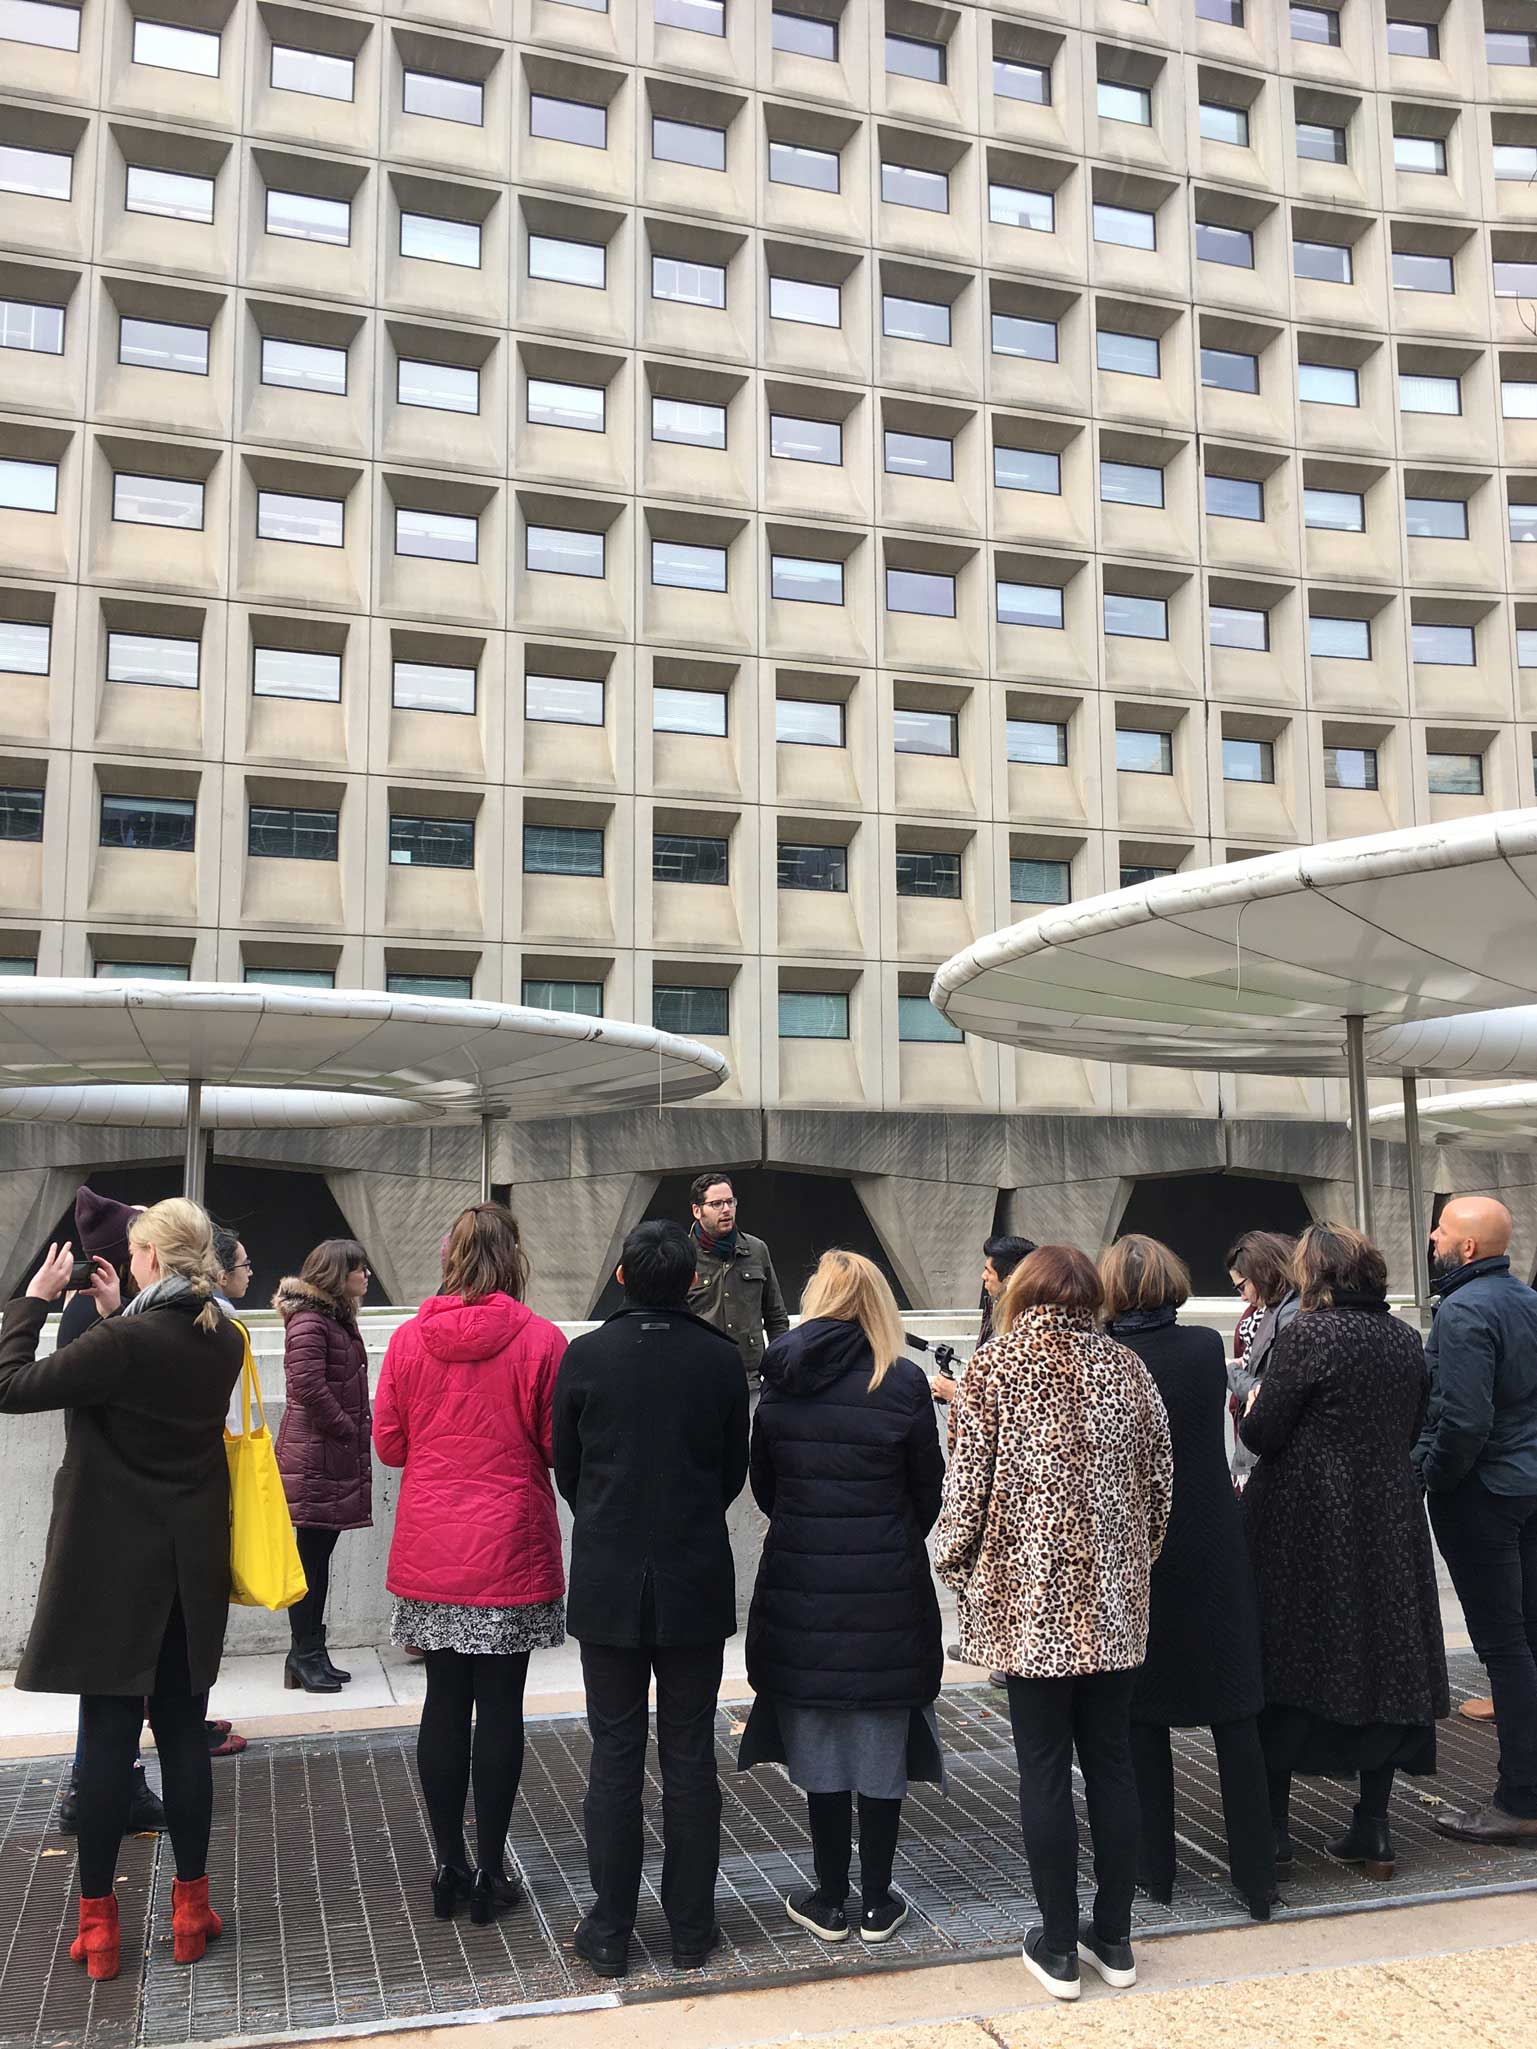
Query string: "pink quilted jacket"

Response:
xmin=373 ymin=1291 xmax=567 ymax=1608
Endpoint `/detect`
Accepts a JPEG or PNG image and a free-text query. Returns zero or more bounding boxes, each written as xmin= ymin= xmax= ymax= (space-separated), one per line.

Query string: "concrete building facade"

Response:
xmin=3 ymin=0 xmax=1537 ymax=1308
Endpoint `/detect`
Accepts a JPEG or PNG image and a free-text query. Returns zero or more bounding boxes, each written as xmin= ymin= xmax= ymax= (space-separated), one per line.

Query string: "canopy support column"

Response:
xmin=1345 ymin=1015 xmax=1374 ymax=1240
xmin=1402 ymin=1074 xmax=1430 ymax=1314
xmin=183 ymin=1079 xmax=205 ymax=1206
xmin=479 ymin=1113 xmax=497 ymax=1202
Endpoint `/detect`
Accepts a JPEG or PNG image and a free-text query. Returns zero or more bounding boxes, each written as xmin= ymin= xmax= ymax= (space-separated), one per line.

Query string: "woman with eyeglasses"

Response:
xmin=274 ymin=1238 xmax=373 ymax=1693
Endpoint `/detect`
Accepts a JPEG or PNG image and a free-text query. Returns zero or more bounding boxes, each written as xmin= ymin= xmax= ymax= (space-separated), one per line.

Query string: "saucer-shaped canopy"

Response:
xmin=1369 ymin=1083 xmax=1537 ymax=1150
xmin=0 ymin=1084 xmax=446 ymax=1129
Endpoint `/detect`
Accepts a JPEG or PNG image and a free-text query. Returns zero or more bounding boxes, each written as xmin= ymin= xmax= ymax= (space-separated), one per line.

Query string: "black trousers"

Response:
xmin=77 ymin=1602 xmax=212 ymax=1899
xmin=1131 ymin=1717 xmax=1275 ymax=1905
xmin=1006 ymin=1670 xmax=1138 ymax=1954
xmin=579 ymin=1639 xmax=724 ymax=1952
xmin=806 ymin=1791 xmax=902 ymax=1908
xmin=416 ymin=1651 xmax=531 ymax=1874
xmin=1429 ymin=1477 xmax=1537 ymax=1816
xmin=289 ymin=1527 xmax=342 ymax=1652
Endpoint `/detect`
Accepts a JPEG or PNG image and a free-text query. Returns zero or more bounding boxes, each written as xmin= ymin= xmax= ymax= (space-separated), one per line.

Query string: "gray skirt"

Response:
xmin=391 ymin=1595 xmax=565 ymax=1657
xmin=737 ymin=1695 xmax=946 ymax=1800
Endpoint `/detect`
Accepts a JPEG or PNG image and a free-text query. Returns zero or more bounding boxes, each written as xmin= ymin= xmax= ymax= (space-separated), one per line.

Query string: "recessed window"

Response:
xmin=254 ymin=646 xmax=341 ymax=701
xmin=261 ymin=336 xmax=346 ymax=395
xmin=0 ymin=298 xmax=64 ymax=354
xmin=267 ymin=187 xmax=349 ymax=245
xmin=132 ymin=18 xmax=219 ymax=75
xmin=1495 ymin=260 xmax=1537 ymax=299
xmin=653 ymin=396 xmax=727 ymax=448
xmin=1105 ymin=593 xmax=1169 ymax=640
xmin=780 ymin=990 xmax=848 ymax=1038
xmin=895 ymin=849 xmax=960 ymax=898
xmin=0 ymin=141 xmax=71 ymax=200
xmin=652 ymin=254 xmax=725 ymax=306
xmin=988 ymin=182 xmax=1054 ymax=231
xmin=391 ymin=814 xmax=475 ymax=869
xmin=894 ymin=708 xmax=957 ymax=756
xmin=1298 ymin=360 xmax=1359 ymax=405
xmin=1223 ymin=737 xmax=1275 ymax=781
xmin=881 ymin=161 xmax=948 ymax=212
xmin=772 ymin=8 xmax=836 ymax=60
xmin=653 ymin=983 xmax=728 ymax=1034
xmin=95 ymin=960 xmax=189 ymax=980
xmin=0 ymin=0 xmax=80 ymax=51
xmin=884 ymin=430 xmax=953 ymax=481
xmin=654 ymin=685 xmax=727 ymax=736
xmin=1511 ymin=502 xmax=1537 ymax=544
xmin=886 ymin=31 xmax=945 ymax=83
xmin=1495 ymin=144 xmax=1537 ymax=181
xmin=1310 ymin=615 xmax=1371 ymax=660
xmin=270 ymin=43 xmax=354 ymax=101
xmin=1387 ymin=18 xmax=1437 ymax=58
xmin=401 ymin=212 xmax=479 ymax=267
xmin=0 ymin=619 xmax=51 ymax=674
xmin=1201 ymin=345 xmax=1259 ymax=393
xmin=1520 ymin=629 xmax=1537 ymax=667
xmin=886 ymin=567 xmax=954 ymax=616
xmin=654 ymin=833 xmax=728 ymax=885
xmin=898 ymin=996 xmax=962 ymax=1044
xmin=1200 ymin=101 xmax=1249 ymax=146
xmin=652 ymin=538 xmax=727 ymax=591
xmin=1325 ymin=745 xmax=1377 ymax=789
xmin=997 ymin=580 xmax=1064 ymax=629
xmin=246 ymin=967 xmax=334 ymax=989
xmin=995 ymin=446 xmax=1060 ymax=494
xmin=993 ymin=312 xmax=1057 ymax=361
xmin=1405 ymin=496 xmax=1468 ymax=540
xmin=1207 ymin=473 xmax=1263 ymax=520
xmin=1211 ymin=605 xmax=1270 ymax=650
xmin=387 ymin=972 xmax=472 ymax=998
xmin=1394 ymin=134 xmax=1446 ymax=175
xmin=1401 ymin=371 xmax=1460 ymax=415
xmin=770 ymin=413 xmax=841 ymax=464
xmin=1393 ymin=250 xmax=1453 ymax=293
xmin=1427 ymin=751 xmax=1483 ymax=796
xmin=396 ymin=506 xmax=477 ymax=563
xmin=527 ymin=377 xmax=605 ymax=432
xmin=0 ymin=457 xmax=56 ymax=513
xmin=113 ymin=472 xmax=203 ymax=529
xmin=657 ymin=0 xmax=724 ymax=31
xmin=769 ymin=275 xmax=840 ymax=326
xmin=106 ymin=630 xmax=199 ymax=689
xmin=1101 ymin=460 xmax=1164 ymax=509
xmin=523 ymin=978 xmax=602 ymax=1016
xmin=883 ymin=294 xmax=950 ymax=345
xmin=1197 ymin=221 xmax=1254 ymax=268
xmin=1413 ymin=621 xmax=1474 ymax=664
xmin=1097 ymin=81 xmax=1151 ymax=126
xmin=772 ymin=554 xmax=843 ymax=603
xmin=525 ymin=671 xmax=604 ymax=725
xmin=778 ymin=840 xmax=848 ymax=891
xmin=393 ymin=660 xmax=475 ymax=714
xmin=257 ymin=490 xmax=342 ymax=546
xmin=1094 ymin=203 xmax=1156 ymax=251
xmin=405 ymin=70 xmax=484 ymax=126
xmin=526 ymin=524 xmax=604 ymax=577
xmin=771 ymin=140 xmax=839 ymax=192
xmin=777 ymin=696 xmax=844 ymax=745
xmin=1294 ymin=237 xmax=1352 ymax=283
xmin=523 ymin=824 xmax=602 ymax=875
xmin=1304 ymin=487 xmax=1365 ymax=532
xmin=652 ymin=116 xmax=726 ymax=171
xmin=0 ymin=786 xmax=42 ymax=841
xmin=531 ymin=233 xmax=606 ymax=289
xmin=1011 ymin=856 xmax=1071 ymax=904
xmin=100 ymin=792 xmax=194 ymax=851
xmin=1116 ymin=726 xmax=1173 ymax=774
xmin=1007 ymin=718 xmax=1067 ymax=765
xmin=126 ymin=164 xmax=212 ymax=222
xmin=1097 ymin=329 xmax=1160 ymax=378
xmin=1489 ymin=30 xmax=1537 ymax=65
xmin=248 ymin=804 xmax=339 ymax=860
xmin=398 ymin=358 xmax=478 ymax=413
xmin=1291 ymin=4 xmax=1340 ymax=46
xmin=994 ymin=58 xmax=1049 ymax=103
xmin=530 ymin=94 xmax=605 ymax=148
xmin=1296 ymin=120 xmax=1348 ymax=163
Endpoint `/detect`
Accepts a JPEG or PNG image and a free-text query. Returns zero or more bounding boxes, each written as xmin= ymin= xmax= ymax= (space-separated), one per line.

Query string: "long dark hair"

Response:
xmin=299 ymin=1237 xmax=368 ymax=1314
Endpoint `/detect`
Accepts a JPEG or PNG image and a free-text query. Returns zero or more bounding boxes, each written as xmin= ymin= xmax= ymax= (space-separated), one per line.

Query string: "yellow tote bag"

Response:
xmin=225 ymin=1331 xmax=308 ymax=1611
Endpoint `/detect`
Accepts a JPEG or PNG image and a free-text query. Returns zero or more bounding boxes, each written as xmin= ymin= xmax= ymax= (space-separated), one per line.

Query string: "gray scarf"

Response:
xmin=120 ymin=1273 xmax=214 ymax=1319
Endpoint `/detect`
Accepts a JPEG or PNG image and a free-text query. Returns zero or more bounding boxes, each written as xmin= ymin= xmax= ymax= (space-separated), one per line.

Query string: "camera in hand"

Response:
xmin=68 ymin=1256 xmax=94 ymax=1292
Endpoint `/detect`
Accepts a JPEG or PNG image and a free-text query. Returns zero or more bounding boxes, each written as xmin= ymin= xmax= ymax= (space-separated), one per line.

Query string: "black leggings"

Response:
xmin=417 ymin=1651 xmax=531 ymax=1876
xmin=289 ymin=1527 xmax=341 ymax=1651
xmin=1269 ymin=1763 xmax=1396 ymax=1835
xmin=805 ymin=1791 xmax=903 ymax=1908
xmin=77 ymin=1603 xmax=212 ymax=1899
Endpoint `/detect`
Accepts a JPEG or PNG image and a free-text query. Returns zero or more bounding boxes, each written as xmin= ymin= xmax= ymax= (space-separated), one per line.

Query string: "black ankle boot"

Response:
xmin=469 ymin=1868 xmax=522 ymax=1925
xmin=284 ymin=1647 xmax=341 ymax=1693
xmin=1327 ymin=1807 xmax=1395 ymax=1879
xmin=431 ymin=1865 xmax=473 ymax=1919
xmin=317 ymin=1628 xmax=351 ymax=1685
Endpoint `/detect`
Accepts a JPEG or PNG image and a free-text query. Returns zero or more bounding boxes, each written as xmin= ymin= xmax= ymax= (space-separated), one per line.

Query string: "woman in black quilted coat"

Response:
xmin=1239 ymin=1223 xmax=1449 ymax=1882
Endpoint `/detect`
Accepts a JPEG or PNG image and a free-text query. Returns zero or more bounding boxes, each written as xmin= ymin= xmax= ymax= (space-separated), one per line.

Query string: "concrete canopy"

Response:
xmin=0 ymin=1085 xmax=446 ymax=1129
xmin=1369 ymin=1084 xmax=1537 ymax=1150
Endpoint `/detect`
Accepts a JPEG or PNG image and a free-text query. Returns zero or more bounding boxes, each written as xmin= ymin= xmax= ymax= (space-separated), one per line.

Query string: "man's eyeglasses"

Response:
xmin=700 ymin=1199 xmax=735 ymax=1210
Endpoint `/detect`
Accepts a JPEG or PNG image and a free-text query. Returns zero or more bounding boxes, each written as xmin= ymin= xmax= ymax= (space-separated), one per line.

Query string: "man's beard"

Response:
xmin=1430 ymin=1246 xmax=1459 ymax=1279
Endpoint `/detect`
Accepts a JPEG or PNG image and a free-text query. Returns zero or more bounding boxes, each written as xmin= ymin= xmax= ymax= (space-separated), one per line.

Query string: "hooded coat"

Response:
xmin=274 ymin=1275 xmax=373 ymax=1531
xmin=373 ymin=1291 xmax=566 ymax=1608
xmin=745 ymin=1317 xmax=944 ymax=1711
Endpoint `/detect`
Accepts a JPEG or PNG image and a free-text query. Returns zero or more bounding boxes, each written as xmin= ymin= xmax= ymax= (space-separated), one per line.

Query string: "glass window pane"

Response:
xmin=992 ymin=312 xmax=1057 ymax=360
xmin=779 ymin=990 xmax=847 ymax=1038
xmin=527 ymin=377 xmax=604 ymax=431
xmin=1304 ymin=487 xmax=1365 ymax=531
xmin=1393 ymin=250 xmax=1454 ymax=292
xmin=776 ymin=697 xmax=843 ymax=745
xmin=522 ymin=824 xmax=602 ymax=875
xmin=657 ymin=0 xmax=724 ymax=31
xmin=112 ymin=472 xmax=203 ymax=528
xmin=653 ymin=833 xmax=729 ymax=884
xmin=1401 ymin=372 xmax=1460 ymax=415
xmin=898 ymin=995 xmax=962 ymax=1043
xmin=523 ymin=978 xmax=602 ymax=1016
xmin=989 ymin=182 xmax=1053 ymax=231
xmin=398 ymin=357 xmax=478 ymax=412
xmin=257 ymin=490 xmax=343 ymax=545
xmin=1200 ymin=101 xmax=1249 ymax=146
xmin=1495 ymin=261 xmax=1537 ymax=299
xmin=893 ymin=708 xmax=956 ymax=756
xmin=1426 ymin=751 xmax=1483 ymax=795
xmin=1211 ymin=605 xmax=1269 ymax=649
xmin=883 ymin=294 xmax=949 ymax=345
xmin=0 ymin=143 xmax=71 ymax=199
xmin=1504 ymin=382 xmax=1537 ymax=420
xmin=246 ymin=967 xmax=334 ymax=988
xmin=1494 ymin=144 xmax=1537 ymax=180
xmin=1006 ymin=719 xmax=1067 ymax=765
xmin=133 ymin=18 xmax=219 ymax=74
xmin=400 ymin=212 xmax=479 ymax=266
xmin=1488 ymin=30 xmax=1537 ymax=64
xmin=1412 ymin=621 xmax=1474 ymax=664
xmin=1223 ymin=737 xmax=1274 ymax=781
xmin=0 ymin=0 xmax=80 ymax=51
xmin=778 ymin=841 xmax=848 ymax=890
xmin=995 ymin=445 xmax=1060 ymax=494
xmin=270 ymin=44 xmax=354 ymax=100
xmin=652 ymin=253 xmax=724 ymax=305
xmin=772 ymin=9 xmax=836 ymax=60
xmin=882 ymin=161 xmax=947 ymax=211
xmin=100 ymin=793 xmax=195 ymax=850
xmin=254 ymin=646 xmax=341 ymax=700
xmin=0 ymin=784 xmax=44 ymax=841
xmin=391 ymin=815 xmax=475 ymax=868
xmin=1388 ymin=19 xmax=1437 ymax=57
xmin=262 ymin=336 xmax=346 ymax=394
xmin=1296 ymin=121 xmax=1348 ymax=163
xmin=771 ymin=140 xmax=839 ymax=192
xmin=886 ymin=31 xmax=944 ymax=81
xmin=654 ymin=984 xmax=728 ymax=1033
xmin=1116 ymin=726 xmax=1173 ymax=773
xmin=1206 ymin=473 xmax=1263 ymax=520
xmin=1011 ymin=857 xmax=1071 ymax=903
xmin=994 ymin=58 xmax=1049 ymax=103
xmin=1324 ymin=745 xmax=1377 ymax=789
xmin=1294 ymin=238 xmax=1353 ymax=283
xmin=1519 ymin=628 xmax=1537 ymax=666
xmin=1298 ymin=360 xmax=1359 ymax=405
xmin=405 ymin=70 xmax=484 ymax=125
xmin=530 ymin=94 xmax=605 ymax=147
xmin=106 ymin=631 xmax=199 ymax=688
xmin=0 ymin=457 xmax=57 ymax=512
xmin=248 ymin=805 xmax=339 ymax=860
xmin=654 ymin=686 xmax=727 ymax=735
xmin=526 ymin=524 xmax=604 ymax=576
xmin=653 ymin=396 xmax=727 ymax=448
xmin=1511 ymin=502 xmax=1537 ymax=545
xmin=1310 ymin=614 xmax=1371 ymax=659
xmin=1405 ymin=496 xmax=1468 ymax=539
xmin=1100 ymin=460 xmax=1163 ymax=507
xmin=997 ymin=581 xmax=1064 ymax=629
xmin=119 ymin=316 xmax=208 ymax=375
xmin=526 ymin=672 xmax=604 ymax=724
xmin=1196 ymin=221 xmax=1254 ymax=267
xmin=895 ymin=849 xmax=960 ymax=897
xmin=0 ymin=297 xmax=64 ymax=353
xmin=884 ymin=430 xmax=952 ymax=480
xmin=652 ymin=539 xmax=727 ymax=591
xmin=531 ymin=233 xmax=606 ymax=288
xmin=1394 ymin=134 xmax=1446 ymax=174
xmin=387 ymin=972 xmax=472 ymax=997
xmin=1098 ymin=81 xmax=1151 ymax=125
xmin=1094 ymin=202 xmax=1156 ymax=250
xmin=267 ymin=187 xmax=348 ymax=244
xmin=1201 ymin=345 xmax=1259 ymax=393
xmin=393 ymin=660 xmax=475 ymax=713
xmin=652 ymin=116 xmax=726 ymax=170
xmin=770 ymin=413 xmax=840 ymax=464
xmin=0 ymin=619 xmax=50 ymax=674
xmin=1104 ymin=592 xmax=1169 ymax=639
xmin=1097 ymin=329 xmax=1160 ymax=377
xmin=886 ymin=567 xmax=954 ymax=616
xmin=769 ymin=275 xmax=839 ymax=325
xmin=1291 ymin=5 xmax=1340 ymax=45
xmin=96 ymin=960 xmax=189 ymax=979
xmin=126 ymin=164 xmax=211 ymax=221
xmin=772 ymin=554 xmax=842 ymax=603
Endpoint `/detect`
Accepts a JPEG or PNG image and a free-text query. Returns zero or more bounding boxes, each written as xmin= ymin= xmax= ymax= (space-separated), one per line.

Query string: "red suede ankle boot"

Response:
xmin=171 ymin=1876 xmax=223 ymax=1963
xmin=69 ymin=1894 xmax=120 ymax=1980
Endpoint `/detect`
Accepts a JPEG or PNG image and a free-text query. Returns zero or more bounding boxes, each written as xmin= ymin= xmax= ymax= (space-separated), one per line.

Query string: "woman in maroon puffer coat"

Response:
xmin=275 ymin=1239 xmax=372 ymax=1693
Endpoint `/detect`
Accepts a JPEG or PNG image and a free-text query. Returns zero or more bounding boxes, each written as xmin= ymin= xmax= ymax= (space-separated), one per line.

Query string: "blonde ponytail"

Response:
xmin=128 ymin=1197 xmax=224 ymax=1332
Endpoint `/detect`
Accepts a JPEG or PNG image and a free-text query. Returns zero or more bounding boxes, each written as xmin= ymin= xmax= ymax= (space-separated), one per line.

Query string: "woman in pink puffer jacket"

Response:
xmin=373 ymin=1203 xmax=566 ymax=1928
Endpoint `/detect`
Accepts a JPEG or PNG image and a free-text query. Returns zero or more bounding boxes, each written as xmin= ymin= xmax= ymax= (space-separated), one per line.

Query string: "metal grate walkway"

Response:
xmin=0 ymin=1654 xmax=1531 ymax=2049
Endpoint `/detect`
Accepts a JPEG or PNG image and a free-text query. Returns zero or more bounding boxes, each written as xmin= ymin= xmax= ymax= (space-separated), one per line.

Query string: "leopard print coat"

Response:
xmin=935 ymin=1306 xmax=1173 ymax=1679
